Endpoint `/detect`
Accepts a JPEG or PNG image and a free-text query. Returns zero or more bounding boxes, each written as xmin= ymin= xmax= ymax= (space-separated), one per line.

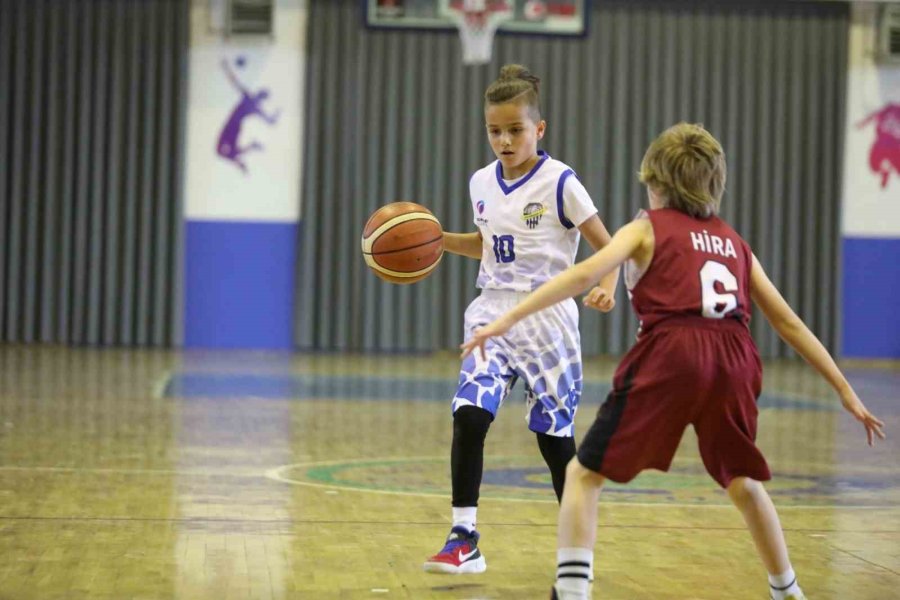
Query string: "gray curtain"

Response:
xmin=0 ymin=0 xmax=188 ymax=346
xmin=297 ymin=0 xmax=847 ymax=358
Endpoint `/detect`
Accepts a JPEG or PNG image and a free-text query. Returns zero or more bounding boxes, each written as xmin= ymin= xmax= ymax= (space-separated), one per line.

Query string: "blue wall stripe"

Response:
xmin=842 ymin=237 xmax=900 ymax=358
xmin=185 ymin=220 xmax=299 ymax=349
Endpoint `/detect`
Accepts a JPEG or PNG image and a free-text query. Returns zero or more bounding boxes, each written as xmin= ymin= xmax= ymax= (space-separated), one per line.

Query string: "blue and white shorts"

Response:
xmin=452 ymin=289 xmax=583 ymax=437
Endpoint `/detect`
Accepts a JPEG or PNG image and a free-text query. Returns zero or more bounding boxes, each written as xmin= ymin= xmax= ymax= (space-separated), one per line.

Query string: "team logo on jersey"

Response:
xmin=475 ymin=200 xmax=489 ymax=226
xmin=522 ymin=202 xmax=546 ymax=229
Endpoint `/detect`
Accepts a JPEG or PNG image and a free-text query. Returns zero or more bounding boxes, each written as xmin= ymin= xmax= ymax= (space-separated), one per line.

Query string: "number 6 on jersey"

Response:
xmin=700 ymin=260 xmax=738 ymax=319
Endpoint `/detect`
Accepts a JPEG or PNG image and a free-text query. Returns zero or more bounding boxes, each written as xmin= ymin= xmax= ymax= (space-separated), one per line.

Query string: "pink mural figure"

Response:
xmin=856 ymin=102 xmax=900 ymax=189
xmin=217 ymin=56 xmax=280 ymax=174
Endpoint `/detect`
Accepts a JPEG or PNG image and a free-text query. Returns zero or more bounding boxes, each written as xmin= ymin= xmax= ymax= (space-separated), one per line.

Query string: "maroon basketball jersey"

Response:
xmin=626 ymin=208 xmax=754 ymax=336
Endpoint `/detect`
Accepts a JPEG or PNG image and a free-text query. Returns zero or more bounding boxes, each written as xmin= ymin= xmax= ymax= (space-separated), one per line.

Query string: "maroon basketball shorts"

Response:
xmin=578 ymin=316 xmax=771 ymax=488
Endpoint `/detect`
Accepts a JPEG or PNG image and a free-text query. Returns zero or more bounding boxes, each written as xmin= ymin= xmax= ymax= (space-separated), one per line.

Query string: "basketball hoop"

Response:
xmin=446 ymin=0 xmax=513 ymax=65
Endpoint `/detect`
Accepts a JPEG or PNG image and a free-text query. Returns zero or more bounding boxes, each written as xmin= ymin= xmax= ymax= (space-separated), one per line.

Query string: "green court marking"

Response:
xmin=281 ymin=456 xmax=871 ymax=506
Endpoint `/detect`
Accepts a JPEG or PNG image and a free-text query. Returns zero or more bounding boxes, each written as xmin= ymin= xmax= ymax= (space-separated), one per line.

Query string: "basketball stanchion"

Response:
xmin=446 ymin=0 xmax=513 ymax=65
xmin=365 ymin=0 xmax=587 ymax=65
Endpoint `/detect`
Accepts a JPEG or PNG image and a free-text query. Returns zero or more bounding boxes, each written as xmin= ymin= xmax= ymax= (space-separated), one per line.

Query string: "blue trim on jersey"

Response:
xmin=556 ymin=169 xmax=576 ymax=229
xmin=495 ymin=150 xmax=550 ymax=195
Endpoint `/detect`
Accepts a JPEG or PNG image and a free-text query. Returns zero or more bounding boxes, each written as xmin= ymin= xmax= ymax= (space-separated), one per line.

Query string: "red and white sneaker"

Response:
xmin=423 ymin=526 xmax=486 ymax=574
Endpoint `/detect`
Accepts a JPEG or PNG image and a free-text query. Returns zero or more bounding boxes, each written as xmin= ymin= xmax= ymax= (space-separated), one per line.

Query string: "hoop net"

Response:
xmin=447 ymin=0 xmax=513 ymax=65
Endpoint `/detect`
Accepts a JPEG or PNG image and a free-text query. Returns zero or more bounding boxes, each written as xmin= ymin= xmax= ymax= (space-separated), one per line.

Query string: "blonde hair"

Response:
xmin=484 ymin=64 xmax=541 ymax=121
xmin=638 ymin=123 xmax=727 ymax=219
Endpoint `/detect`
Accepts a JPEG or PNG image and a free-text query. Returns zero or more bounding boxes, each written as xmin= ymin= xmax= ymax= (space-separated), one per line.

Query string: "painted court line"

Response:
xmin=264 ymin=457 xmax=900 ymax=511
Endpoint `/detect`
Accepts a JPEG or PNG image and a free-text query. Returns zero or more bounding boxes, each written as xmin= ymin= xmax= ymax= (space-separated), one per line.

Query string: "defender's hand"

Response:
xmin=840 ymin=389 xmax=886 ymax=446
xmin=583 ymin=286 xmax=615 ymax=313
xmin=460 ymin=316 xmax=513 ymax=361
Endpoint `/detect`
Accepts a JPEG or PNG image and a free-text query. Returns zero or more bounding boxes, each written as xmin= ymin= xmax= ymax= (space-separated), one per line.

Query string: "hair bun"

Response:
xmin=499 ymin=64 xmax=526 ymax=79
xmin=484 ymin=64 xmax=542 ymax=114
xmin=498 ymin=64 xmax=540 ymax=92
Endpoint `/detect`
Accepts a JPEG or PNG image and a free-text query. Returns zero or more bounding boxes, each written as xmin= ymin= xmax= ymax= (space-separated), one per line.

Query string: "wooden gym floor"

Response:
xmin=0 ymin=346 xmax=897 ymax=599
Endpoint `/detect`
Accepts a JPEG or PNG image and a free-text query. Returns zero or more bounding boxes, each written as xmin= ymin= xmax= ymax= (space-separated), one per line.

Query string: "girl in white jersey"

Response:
xmin=423 ymin=64 xmax=619 ymax=575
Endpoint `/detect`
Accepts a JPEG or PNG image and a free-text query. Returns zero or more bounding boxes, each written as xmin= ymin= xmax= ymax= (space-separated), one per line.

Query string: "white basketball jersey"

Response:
xmin=470 ymin=151 xmax=598 ymax=292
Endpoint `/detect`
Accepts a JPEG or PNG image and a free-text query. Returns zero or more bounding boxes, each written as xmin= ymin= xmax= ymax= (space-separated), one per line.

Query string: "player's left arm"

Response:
xmin=443 ymin=231 xmax=483 ymax=259
xmin=578 ymin=214 xmax=619 ymax=312
xmin=565 ymin=172 xmax=619 ymax=313
xmin=750 ymin=254 xmax=885 ymax=445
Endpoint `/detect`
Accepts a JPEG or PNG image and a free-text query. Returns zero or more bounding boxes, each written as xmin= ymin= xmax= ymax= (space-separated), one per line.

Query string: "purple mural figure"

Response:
xmin=216 ymin=56 xmax=280 ymax=174
xmin=856 ymin=102 xmax=900 ymax=189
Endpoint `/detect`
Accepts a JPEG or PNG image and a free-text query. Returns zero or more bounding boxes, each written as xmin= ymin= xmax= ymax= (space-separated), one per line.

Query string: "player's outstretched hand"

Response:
xmin=583 ymin=286 xmax=615 ymax=313
xmin=840 ymin=389 xmax=886 ymax=446
xmin=460 ymin=316 xmax=513 ymax=361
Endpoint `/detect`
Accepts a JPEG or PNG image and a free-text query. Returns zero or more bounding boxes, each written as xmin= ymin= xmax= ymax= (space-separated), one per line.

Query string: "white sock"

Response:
xmin=452 ymin=507 xmax=477 ymax=533
xmin=555 ymin=547 xmax=593 ymax=599
xmin=769 ymin=568 xmax=802 ymax=599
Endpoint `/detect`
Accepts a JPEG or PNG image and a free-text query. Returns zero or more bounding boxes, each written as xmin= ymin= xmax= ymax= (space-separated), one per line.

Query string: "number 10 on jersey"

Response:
xmin=492 ymin=235 xmax=515 ymax=263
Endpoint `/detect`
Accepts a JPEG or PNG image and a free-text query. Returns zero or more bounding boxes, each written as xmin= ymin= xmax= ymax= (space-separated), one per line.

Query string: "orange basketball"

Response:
xmin=361 ymin=202 xmax=444 ymax=284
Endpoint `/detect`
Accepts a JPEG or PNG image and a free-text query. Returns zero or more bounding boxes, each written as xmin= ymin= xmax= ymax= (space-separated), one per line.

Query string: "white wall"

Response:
xmin=842 ymin=2 xmax=900 ymax=237
xmin=184 ymin=0 xmax=306 ymax=222
xmin=840 ymin=2 xmax=900 ymax=358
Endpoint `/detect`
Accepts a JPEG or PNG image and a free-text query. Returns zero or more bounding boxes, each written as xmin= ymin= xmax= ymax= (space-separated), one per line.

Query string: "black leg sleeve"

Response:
xmin=451 ymin=405 xmax=493 ymax=507
xmin=536 ymin=432 xmax=576 ymax=503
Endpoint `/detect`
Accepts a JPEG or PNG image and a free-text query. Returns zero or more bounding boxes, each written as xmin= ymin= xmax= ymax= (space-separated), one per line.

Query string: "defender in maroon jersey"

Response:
xmin=578 ymin=207 xmax=768 ymax=490
xmin=626 ymin=208 xmax=753 ymax=333
xmin=460 ymin=124 xmax=884 ymax=600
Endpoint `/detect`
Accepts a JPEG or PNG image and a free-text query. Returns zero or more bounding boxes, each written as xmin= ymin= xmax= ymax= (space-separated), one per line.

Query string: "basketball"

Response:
xmin=361 ymin=202 xmax=444 ymax=284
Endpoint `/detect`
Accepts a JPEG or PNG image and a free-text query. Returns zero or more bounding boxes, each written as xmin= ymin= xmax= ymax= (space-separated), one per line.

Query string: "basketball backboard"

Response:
xmin=364 ymin=0 xmax=587 ymax=36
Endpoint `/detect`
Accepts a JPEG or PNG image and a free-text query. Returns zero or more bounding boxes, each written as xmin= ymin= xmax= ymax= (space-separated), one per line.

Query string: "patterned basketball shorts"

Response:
xmin=451 ymin=289 xmax=583 ymax=437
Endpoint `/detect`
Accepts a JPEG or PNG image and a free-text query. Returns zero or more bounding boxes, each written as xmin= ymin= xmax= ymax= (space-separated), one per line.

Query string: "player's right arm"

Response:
xmin=460 ymin=219 xmax=651 ymax=359
xmin=749 ymin=254 xmax=885 ymax=445
xmin=442 ymin=231 xmax=483 ymax=259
